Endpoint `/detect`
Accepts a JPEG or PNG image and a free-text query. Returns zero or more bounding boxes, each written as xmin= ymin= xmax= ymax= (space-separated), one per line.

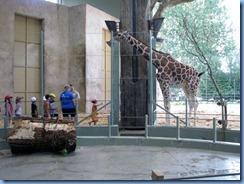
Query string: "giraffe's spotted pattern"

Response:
xmin=114 ymin=31 xmax=204 ymax=123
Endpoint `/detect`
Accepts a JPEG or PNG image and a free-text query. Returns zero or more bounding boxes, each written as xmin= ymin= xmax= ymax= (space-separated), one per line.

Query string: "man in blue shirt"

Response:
xmin=60 ymin=84 xmax=76 ymax=120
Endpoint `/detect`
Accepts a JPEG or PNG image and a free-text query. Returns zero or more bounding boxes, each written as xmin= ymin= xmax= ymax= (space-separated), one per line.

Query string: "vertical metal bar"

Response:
xmin=152 ymin=39 xmax=156 ymax=122
xmin=108 ymin=115 xmax=111 ymax=137
xmin=40 ymin=31 xmax=44 ymax=118
xmin=177 ymin=116 xmax=180 ymax=139
xmin=111 ymin=33 xmax=120 ymax=125
xmin=224 ymin=105 xmax=228 ymax=128
xmin=4 ymin=102 xmax=8 ymax=136
xmin=148 ymin=30 xmax=153 ymax=125
xmin=3 ymin=117 xmax=7 ymax=137
xmin=221 ymin=98 xmax=225 ymax=130
xmin=76 ymin=99 xmax=78 ymax=124
xmin=213 ymin=118 xmax=216 ymax=142
xmin=145 ymin=115 xmax=148 ymax=138
xmin=4 ymin=100 xmax=10 ymax=137
xmin=185 ymin=98 xmax=188 ymax=126
xmin=5 ymin=100 xmax=9 ymax=122
xmin=110 ymin=31 xmax=114 ymax=125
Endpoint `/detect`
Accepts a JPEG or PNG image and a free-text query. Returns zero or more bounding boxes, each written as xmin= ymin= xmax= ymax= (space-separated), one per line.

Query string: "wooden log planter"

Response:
xmin=6 ymin=117 xmax=76 ymax=154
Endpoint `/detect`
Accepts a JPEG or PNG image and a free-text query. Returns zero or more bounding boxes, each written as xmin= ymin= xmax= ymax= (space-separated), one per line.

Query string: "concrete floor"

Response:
xmin=0 ymin=146 xmax=240 ymax=180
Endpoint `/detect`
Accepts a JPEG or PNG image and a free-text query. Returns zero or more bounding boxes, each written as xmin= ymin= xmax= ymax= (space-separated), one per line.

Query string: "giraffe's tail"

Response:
xmin=198 ymin=71 xmax=205 ymax=77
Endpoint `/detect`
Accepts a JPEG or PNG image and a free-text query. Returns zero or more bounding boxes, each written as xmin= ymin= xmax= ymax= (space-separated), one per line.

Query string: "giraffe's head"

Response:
xmin=113 ymin=30 xmax=129 ymax=42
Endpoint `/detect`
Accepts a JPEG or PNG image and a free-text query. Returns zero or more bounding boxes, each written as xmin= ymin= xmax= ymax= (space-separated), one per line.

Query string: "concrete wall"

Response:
xmin=0 ymin=0 xmax=70 ymax=104
xmin=62 ymin=0 xmax=120 ymax=19
xmin=85 ymin=4 xmax=119 ymax=112
xmin=68 ymin=5 xmax=86 ymax=112
xmin=0 ymin=0 xmax=118 ymax=113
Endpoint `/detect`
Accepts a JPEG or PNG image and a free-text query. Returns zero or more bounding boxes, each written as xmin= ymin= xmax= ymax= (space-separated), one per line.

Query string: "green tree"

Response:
xmin=157 ymin=0 xmax=240 ymax=100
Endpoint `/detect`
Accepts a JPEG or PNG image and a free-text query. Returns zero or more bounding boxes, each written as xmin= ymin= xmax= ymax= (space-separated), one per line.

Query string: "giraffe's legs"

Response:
xmin=185 ymin=95 xmax=198 ymax=126
xmin=192 ymin=96 xmax=199 ymax=126
xmin=159 ymin=83 xmax=171 ymax=125
xmin=164 ymin=97 xmax=171 ymax=125
xmin=183 ymin=87 xmax=198 ymax=126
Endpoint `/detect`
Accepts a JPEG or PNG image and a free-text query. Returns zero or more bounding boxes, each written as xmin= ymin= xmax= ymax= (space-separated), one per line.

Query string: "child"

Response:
xmin=49 ymin=93 xmax=59 ymax=118
xmin=44 ymin=94 xmax=51 ymax=119
xmin=15 ymin=96 xmax=24 ymax=116
xmin=31 ymin=97 xmax=38 ymax=118
xmin=4 ymin=95 xmax=13 ymax=125
xmin=88 ymin=98 xmax=103 ymax=125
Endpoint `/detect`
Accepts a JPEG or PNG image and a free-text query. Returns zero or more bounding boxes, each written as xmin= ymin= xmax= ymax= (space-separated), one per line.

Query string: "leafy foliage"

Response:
xmin=156 ymin=0 xmax=240 ymax=100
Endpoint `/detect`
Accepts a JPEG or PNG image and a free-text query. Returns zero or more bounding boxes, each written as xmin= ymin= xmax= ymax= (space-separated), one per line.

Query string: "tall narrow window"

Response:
xmin=14 ymin=15 xmax=42 ymax=115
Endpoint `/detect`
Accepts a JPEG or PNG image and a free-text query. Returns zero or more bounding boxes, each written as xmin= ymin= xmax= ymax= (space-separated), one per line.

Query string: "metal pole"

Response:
xmin=221 ymin=98 xmax=225 ymax=130
xmin=108 ymin=115 xmax=111 ymax=137
xmin=185 ymin=98 xmax=188 ymax=126
xmin=145 ymin=115 xmax=148 ymax=138
xmin=76 ymin=99 xmax=78 ymax=124
xmin=110 ymin=31 xmax=114 ymax=126
xmin=3 ymin=116 xmax=8 ymax=137
xmin=213 ymin=118 xmax=216 ymax=142
xmin=224 ymin=104 xmax=228 ymax=128
xmin=176 ymin=116 xmax=180 ymax=139
xmin=5 ymin=100 xmax=9 ymax=126
xmin=4 ymin=101 xmax=9 ymax=136
xmin=148 ymin=30 xmax=153 ymax=125
xmin=111 ymin=32 xmax=120 ymax=125
xmin=40 ymin=31 xmax=44 ymax=118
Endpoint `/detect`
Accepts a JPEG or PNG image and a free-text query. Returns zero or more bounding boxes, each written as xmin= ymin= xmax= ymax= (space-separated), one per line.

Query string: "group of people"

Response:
xmin=2 ymin=83 xmax=104 ymax=125
xmin=0 ymin=95 xmax=25 ymax=125
xmin=1 ymin=84 xmax=80 ymax=123
xmin=30 ymin=94 xmax=59 ymax=119
xmin=33 ymin=84 xmax=81 ymax=120
xmin=58 ymin=84 xmax=80 ymax=120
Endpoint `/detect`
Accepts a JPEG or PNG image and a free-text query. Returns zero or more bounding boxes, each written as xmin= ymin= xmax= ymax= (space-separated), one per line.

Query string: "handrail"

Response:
xmin=76 ymin=101 xmax=111 ymax=125
xmin=153 ymin=101 xmax=186 ymax=125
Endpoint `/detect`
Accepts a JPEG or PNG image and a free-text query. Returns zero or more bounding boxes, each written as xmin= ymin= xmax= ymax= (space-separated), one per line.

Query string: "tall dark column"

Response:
xmin=120 ymin=0 xmax=149 ymax=129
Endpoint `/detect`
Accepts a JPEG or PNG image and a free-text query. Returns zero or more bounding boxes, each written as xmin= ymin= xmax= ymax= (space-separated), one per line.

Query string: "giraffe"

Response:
xmin=113 ymin=30 xmax=204 ymax=125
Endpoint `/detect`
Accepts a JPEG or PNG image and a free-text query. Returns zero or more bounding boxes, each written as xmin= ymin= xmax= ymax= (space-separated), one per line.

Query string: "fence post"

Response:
xmin=40 ymin=31 xmax=44 ymax=118
xmin=111 ymin=31 xmax=120 ymax=125
xmin=76 ymin=98 xmax=78 ymax=124
xmin=4 ymin=101 xmax=9 ymax=137
xmin=213 ymin=118 xmax=217 ymax=142
xmin=108 ymin=115 xmax=111 ymax=137
xmin=177 ymin=116 xmax=180 ymax=139
xmin=185 ymin=98 xmax=188 ymax=127
xmin=145 ymin=115 xmax=148 ymax=138
xmin=148 ymin=29 xmax=154 ymax=126
xmin=3 ymin=116 xmax=8 ymax=138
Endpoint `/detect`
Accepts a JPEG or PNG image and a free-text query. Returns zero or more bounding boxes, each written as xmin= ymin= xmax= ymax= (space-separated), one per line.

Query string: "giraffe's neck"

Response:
xmin=126 ymin=34 xmax=154 ymax=61
xmin=125 ymin=34 xmax=169 ymax=68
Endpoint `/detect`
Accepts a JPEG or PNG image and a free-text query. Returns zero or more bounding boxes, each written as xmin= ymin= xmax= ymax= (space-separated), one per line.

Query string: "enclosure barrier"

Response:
xmin=76 ymin=101 xmax=111 ymax=126
xmin=153 ymin=101 xmax=187 ymax=126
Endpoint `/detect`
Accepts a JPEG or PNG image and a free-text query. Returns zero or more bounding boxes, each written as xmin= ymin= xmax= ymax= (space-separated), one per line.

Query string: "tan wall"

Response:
xmin=85 ymin=4 xmax=119 ymax=112
xmin=0 ymin=0 xmax=118 ymax=115
xmin=0 ymin=0 xmax=70 ymax=114
xmin=68 ymin=5 xmax=86 ymax=112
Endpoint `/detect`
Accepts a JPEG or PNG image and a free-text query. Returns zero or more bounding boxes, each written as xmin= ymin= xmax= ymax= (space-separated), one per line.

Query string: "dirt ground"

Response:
xmin=0 ymin=103 xmax=240 ymax=130
xmin=77 ymin=102 xmax=240 ymax=130
xmin=156 ymin=102 xmax=240 ymax=130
